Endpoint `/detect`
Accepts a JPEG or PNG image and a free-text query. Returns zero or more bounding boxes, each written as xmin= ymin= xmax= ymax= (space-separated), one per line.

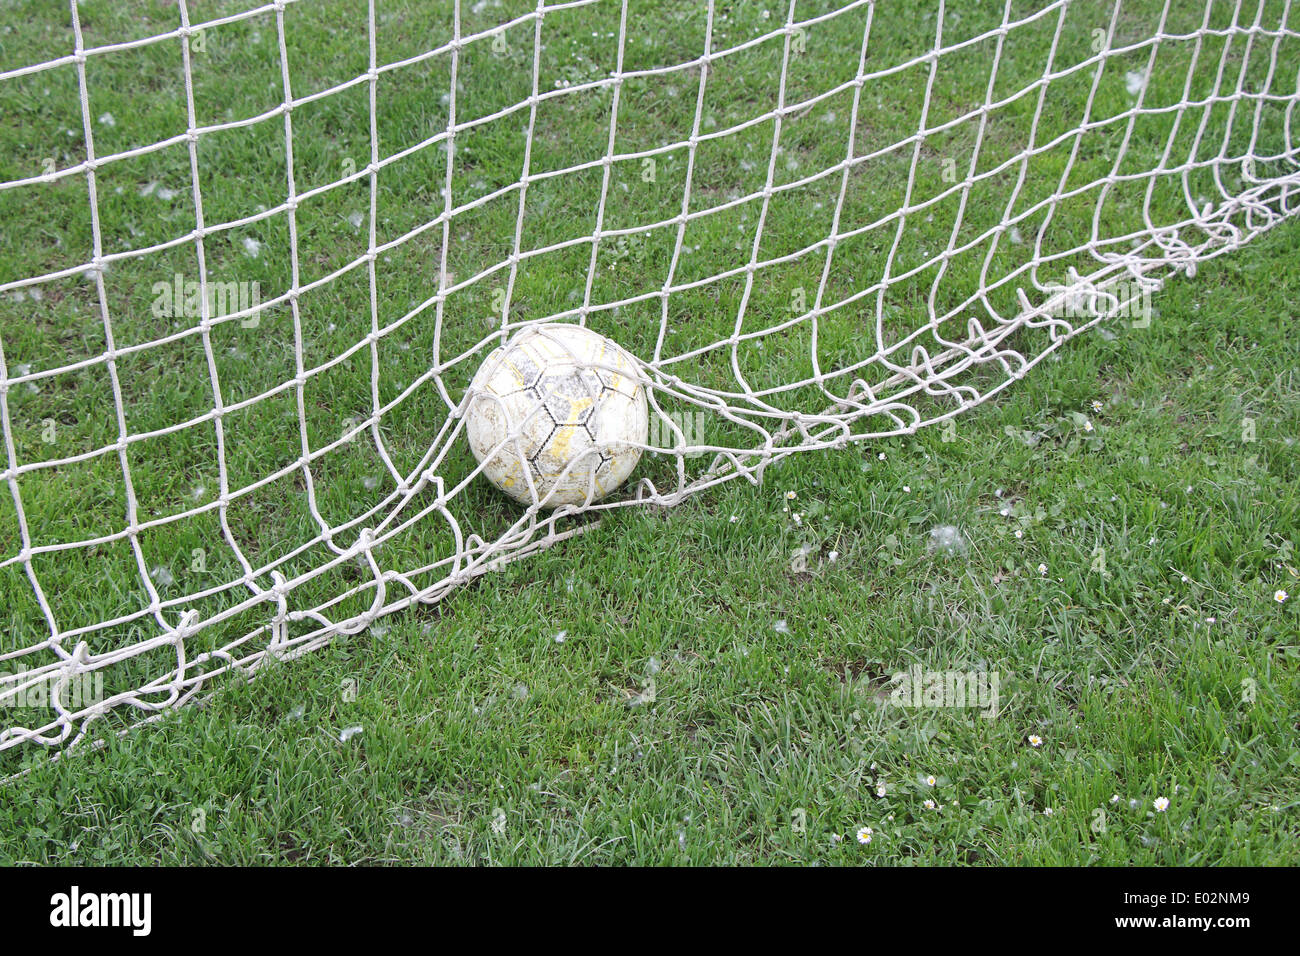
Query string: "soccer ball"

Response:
xmin=464 ymin=323 xmax=649 ymax=507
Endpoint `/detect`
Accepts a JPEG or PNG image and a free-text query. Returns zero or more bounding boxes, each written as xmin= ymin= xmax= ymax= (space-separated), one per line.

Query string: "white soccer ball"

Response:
xmin=464 ymin=323 xmax=649 ymax=508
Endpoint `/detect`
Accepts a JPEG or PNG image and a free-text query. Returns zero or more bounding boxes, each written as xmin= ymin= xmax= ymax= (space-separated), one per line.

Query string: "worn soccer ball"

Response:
xmin=464 ymin=323 xmax=648 ymax=507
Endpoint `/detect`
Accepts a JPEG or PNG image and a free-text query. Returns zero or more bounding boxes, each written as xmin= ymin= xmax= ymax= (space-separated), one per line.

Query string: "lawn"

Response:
xmin=0 ymin=0 xmax=1297 ymax=864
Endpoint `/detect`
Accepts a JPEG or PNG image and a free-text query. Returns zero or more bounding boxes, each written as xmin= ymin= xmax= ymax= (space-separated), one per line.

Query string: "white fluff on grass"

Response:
xmin=928 ymin=524 xmax=967 ymax=556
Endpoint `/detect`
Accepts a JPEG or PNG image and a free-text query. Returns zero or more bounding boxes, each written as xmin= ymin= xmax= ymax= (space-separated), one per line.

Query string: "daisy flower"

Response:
xmin=1154 ymin=796 xmax=1170 ymax=812
xmin=856 ymin=826 xmax=873 ymax=845
xmin=1028 ymin=734 xmax=1043 ymax=748
xmin=923 ymin=799 xmax=936 ymax=810
xmin=876 ymin=783 xmax=887 ymax=798
xmin=925 ymin=775 xmax=937 ymax=787
xmin=1275 ymin=589 xmax=1289 ymax=604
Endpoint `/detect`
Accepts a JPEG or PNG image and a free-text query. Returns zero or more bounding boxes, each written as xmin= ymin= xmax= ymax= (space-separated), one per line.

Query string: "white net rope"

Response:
xmin=1 ymin=0 xmax=1298 ymax=757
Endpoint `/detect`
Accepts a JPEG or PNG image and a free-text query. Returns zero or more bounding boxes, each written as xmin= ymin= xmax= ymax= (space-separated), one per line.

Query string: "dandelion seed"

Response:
xmin=792 ymin=512 xmax=803 ymax=526
xmin=1274 ymin=589 xmax=1288 ymax=604
xmin=856 ymin=826 xmax=873 ymax=845
xmin=774 ymin=619 xmax=791 ymax=634
xmin=339 ymin=725 xmax=363 ymax=742
xmin=1154 ymin=796 xmax=1170 ymax=812
xmin=553 ymin=630 xmax=567 ymax=644
xmin=878 ymin=452 xmax=886 ymax=461
xmin=150 ymin=566 xmax=175 ymax=588
xmin=828 ymin=551 xmax=839 ymax=563
xmin=1043 ymin=807 xmax=1055 ymax=816
xmin=242 ymin=237 xmax=262 ymax=257
xmin=1028 ymin=734 xmax=1043 ymax=748
xmin=876 ymin=783 xmax=887 ymax=798
xmin=98 ymin=112 xmax=115 ymax=127
xmin=729 ymin=515 xmax=740 ymax=523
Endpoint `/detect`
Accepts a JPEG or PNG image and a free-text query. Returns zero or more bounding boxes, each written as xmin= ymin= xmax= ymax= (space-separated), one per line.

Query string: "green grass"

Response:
xmin=1 ymin=0 xmax=1298 ymax=864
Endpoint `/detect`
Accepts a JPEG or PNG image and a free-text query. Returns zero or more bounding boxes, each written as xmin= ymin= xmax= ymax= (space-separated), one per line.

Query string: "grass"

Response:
xmin=0 ymin=0 xmax=1298 ymax=864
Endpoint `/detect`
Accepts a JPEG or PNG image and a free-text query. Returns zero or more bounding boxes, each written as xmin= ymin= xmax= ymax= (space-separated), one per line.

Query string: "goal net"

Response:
xmin=2 ymin=0 xmax=1298 ymax=759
